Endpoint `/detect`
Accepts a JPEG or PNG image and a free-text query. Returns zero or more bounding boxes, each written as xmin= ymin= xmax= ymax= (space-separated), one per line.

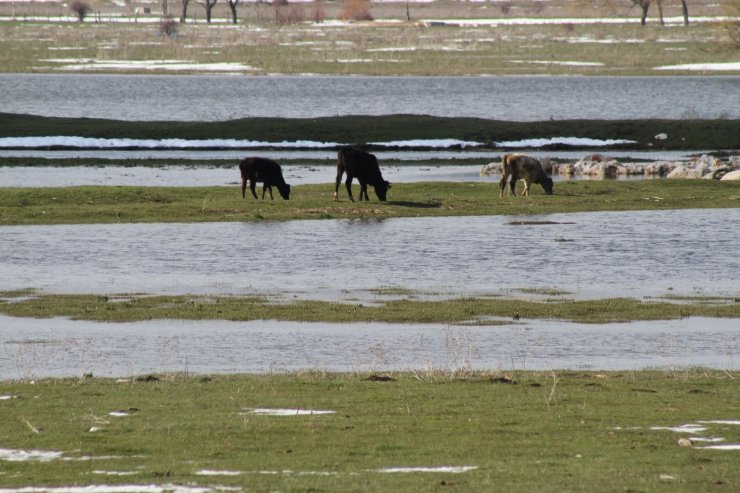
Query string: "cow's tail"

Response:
xmin=334 ymin=148 xmax=347 ymax=201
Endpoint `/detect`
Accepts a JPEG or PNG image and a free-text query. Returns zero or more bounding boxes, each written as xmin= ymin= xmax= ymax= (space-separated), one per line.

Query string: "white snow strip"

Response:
xmin=650 ymin=424 xmax=707 ymax=434
xmin=419 ymin=16 xmax=735 ymax=27
xmin=91 ymin=471 xmax=140 ymax=476
xmin=0 ymin=136 xmax=635 ymax=150
xmin=195 ymin=470 xmax=242 ymax=476
xmin=0 ymin=448 xmax=63 ymax=462
xmin=0 ymin=137 xmax=341 ymax=149
xmin=371 ymin=139 xmax=483 ymax=148
xmin=694 ymin=444 xmax=740 ymax=450
xmin=108 ymin=411 xmax=130 ymax=417
xmin=699 ymin=420 xmax=740 ymax=426
xmin=0 ymin=486 xmax=220 ymax=493
xmin=496 ymin=137 xmax=636 ymax=147
xmin=376 ymin=466 xmax=478 ymax=473
xmin=689 ymin=437 xmax=726 ymax=443
xmin=41 ymin=59 xmax=255 ymax=72
xmin=0 ymin=395 xmax=17 ymax=400
xmin=510 ymin=60 xmax=604 ymax=67
xmin=655 ymin=62 xmax=740 ymax=71
xmin=246 ymin=408 xmax=336 ymax=416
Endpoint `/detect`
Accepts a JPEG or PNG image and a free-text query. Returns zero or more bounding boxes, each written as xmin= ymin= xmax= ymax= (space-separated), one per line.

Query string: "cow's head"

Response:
xmin=278 ymin=183 xmax=291 ymax=200
xmin=375 ymin=181 xmax=391 ymax=201
xmin=541 ymin=177 xmax=554 ymax=195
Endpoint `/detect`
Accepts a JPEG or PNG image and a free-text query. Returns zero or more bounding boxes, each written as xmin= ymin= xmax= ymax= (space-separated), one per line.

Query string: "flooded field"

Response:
xmin=2 ymin=74 xmax=738 ymax=121
xmin=2 ymin=210 xmax=738 ymax=300
xmin=0 ymin=163 xmax=658 ymax=188
xmin=1 ymin=315 xmax=736 ymax=379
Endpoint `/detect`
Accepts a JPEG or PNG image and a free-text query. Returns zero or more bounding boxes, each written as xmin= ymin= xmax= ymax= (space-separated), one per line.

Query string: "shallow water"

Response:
xmin=2 ymin=210 xmax=738 ymax=300
xmin=1 ymin=74 xmax=738 ymax=121
xmin=1 ymin=315 xmax=736 ymax=379
xmin=0 ymin=163 xmax=652 ymax=188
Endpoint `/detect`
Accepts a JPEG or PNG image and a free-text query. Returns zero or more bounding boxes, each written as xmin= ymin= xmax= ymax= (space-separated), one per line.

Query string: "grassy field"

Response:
xmin=0 ymin=0 xmax=738 ymax=76
xmin=1 ymin=290 xmax=739 ymax=324
xmin=0 ymin=371 xmax=738 ymax=491
xmin=1 ymin=180 xmax=739 ymax=225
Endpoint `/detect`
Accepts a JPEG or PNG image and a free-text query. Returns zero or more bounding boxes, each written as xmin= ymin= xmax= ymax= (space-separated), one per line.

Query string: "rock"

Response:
xmin=655 ymin=133 xmax=668 ymax=140
xmin=721 ymin=170 xmax=740 ymax=181
xmin=480 ymin=162 xmax=499 ymax=176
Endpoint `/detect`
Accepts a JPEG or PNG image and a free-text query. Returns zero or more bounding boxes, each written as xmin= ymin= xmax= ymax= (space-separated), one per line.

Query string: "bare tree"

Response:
xmin=180 ymin=0 xmax=191 ymax=23
xmin=313 ymin=0 xmax=325 ymax=23
xmin=69 ymin=0 xmax=90 ymax=22
xmin=680 ymin=0 xmax=690 ymax=26
xmin=629 ymin=0 xmax=651 ymax=25
xmin=226 ymin=0 xmax=240 ymax=24
xmin=200 ymin=0 xmax=218 ymax=23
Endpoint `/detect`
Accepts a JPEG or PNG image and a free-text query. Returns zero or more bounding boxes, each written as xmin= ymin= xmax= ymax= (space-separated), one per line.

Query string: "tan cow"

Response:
xmin=499 ymin=153 xmax=554 ymax=197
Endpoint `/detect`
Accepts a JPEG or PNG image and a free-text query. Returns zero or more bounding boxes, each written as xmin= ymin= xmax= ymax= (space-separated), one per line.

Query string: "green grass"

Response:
xmin=1 ymin=180 xmax=739 ymax=225
xmin=0 ymin=371 xmax=738 ymax=491
xmin=2 ymin=113 xmax=739 ymax=150
xmin=1 ymin=291 xmax=738 ymax=324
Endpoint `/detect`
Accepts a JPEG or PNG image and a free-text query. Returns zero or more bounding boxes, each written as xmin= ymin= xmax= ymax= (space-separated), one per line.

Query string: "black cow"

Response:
xmin=499 ymin=153 xmax=554 ymax=197
xmin=334 ymin=146 xmax=391 ymax=202
xmin=239 ymin=157 xmax=291 ymax=200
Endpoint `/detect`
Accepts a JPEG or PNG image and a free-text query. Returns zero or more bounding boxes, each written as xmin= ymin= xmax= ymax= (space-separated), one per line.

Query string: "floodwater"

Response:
xmin=0 ymin=163 xmax=655 ymax=188
xmin=2 ymin=210 xmax=738 ymax=300
xmin=0 ymin=315 xmax=737 ymax=379
xmin=1 ymin=74 xmax=738 ymax=121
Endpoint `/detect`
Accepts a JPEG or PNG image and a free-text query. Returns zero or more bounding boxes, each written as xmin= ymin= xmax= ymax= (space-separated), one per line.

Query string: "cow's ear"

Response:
xmin=386 ymin=181 xmax=392 ymax=188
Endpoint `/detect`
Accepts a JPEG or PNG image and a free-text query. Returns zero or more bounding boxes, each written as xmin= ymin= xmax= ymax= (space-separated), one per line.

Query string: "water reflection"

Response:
xmin=0 ymin=315 xmax=736 ymax=379
xmin=2 ymin=210 xmax=738 ymax=300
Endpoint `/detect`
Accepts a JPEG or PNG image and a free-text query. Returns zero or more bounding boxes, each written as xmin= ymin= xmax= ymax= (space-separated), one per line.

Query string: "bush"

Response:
xmin=337 ymin=0 xmax=373 ymax=21
xmin=69 ymin=0 xmax=90 ymax=22
xmin=159 ymin=16 xmax=179 ymax=37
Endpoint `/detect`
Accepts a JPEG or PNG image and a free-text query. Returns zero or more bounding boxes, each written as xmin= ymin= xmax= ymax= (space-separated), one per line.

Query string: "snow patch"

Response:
xmin=694 ymin=444 xmax=740 ymax=450
xmin=244 ymin=408 xmax=336 ymax=416
xmin=0 ymin=448 xmax=63 ymax=462
xmin=0 ymin=136 xmax=635 ymax=150
xmin=195 ymin=470 xmax=242 ymax=476
xmin=651 ymin=424 xmax=707 ymax=434
xmin=376 ymin=466 xmax=478 ymax=473
xmin=496 ymin=137 xmax=636 ymax=147
xmin=655 ymin=62 xmax=740 ymax=72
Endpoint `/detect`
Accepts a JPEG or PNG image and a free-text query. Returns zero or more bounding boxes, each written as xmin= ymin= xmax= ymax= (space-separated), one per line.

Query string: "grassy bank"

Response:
xmin=0 ymin=371 xmax=738 ymax=491
xmin=2 ymin=113 xmax=740 ymax=151
xmin=1 ymin=290 xmax=739 ymax=324
xmin=1 ymin=180 xmax=739 ymax=226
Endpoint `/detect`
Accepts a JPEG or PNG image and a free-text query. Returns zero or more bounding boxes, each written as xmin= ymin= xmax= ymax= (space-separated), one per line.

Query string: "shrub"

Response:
xmin=337 ymin=0 xmax=373 ymax=21
xmin=69 ymin=0 xmax=90 ymax=22
xmin=159 ymin=16 xmax=179 ymax=37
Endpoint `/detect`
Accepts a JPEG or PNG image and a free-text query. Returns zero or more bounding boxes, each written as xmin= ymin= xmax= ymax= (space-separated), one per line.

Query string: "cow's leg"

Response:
xmin=521 ymin=179 xmax=530 ymax=196
xmin=249 ymin=180 xmax=259 ymax=199
xmin=262 ymin=185 xmax=274 ymax=200
xmin=334 ymin=170 xmax=344 ymax=201
xmin=509 ymin=171 xmax=519 ymax=197
xmin=499 ymin=172 xmax=510 ymax=197
xmin=359 ymin=181 xmax=368 ymax=201
xmin=345 ymin=175 xmax=355 ymax=202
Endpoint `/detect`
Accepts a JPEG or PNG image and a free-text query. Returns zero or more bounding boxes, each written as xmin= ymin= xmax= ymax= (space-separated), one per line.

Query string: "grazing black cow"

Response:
xmin=239 ymin=157 xmax=291 ymax=200
xmin=334 ymin=146 xmax=391 ymax=202
xmin=499 ymin=153 xmax=554 ymax=197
